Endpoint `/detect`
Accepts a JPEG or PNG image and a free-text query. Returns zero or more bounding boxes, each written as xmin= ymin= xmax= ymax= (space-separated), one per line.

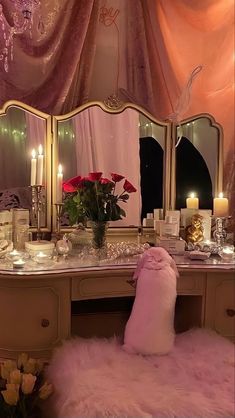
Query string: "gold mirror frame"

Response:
xmin=52 ymin=100 xmax=172 ymax=232
xmin=0 ymin=100 xmax=52 ymax=231
xmin=170 ymin=113 xmax=223 ymax=209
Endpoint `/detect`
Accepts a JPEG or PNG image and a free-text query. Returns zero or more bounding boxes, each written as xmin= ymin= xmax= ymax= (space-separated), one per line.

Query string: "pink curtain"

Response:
xmin=0 ymin=0 xmax=101 ymax=114
xmin=0 ymin=0 xmax=234 ymax=223
xmin=72 ymin=107 xmax=141 ymax=226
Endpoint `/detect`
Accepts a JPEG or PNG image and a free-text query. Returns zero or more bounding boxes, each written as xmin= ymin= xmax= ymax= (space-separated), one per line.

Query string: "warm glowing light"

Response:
xmin=190 ymin=192 xmax=195 ymax=198
xmin=218 ymin=192 xmax=224 ymax=198
xmin=38 ymin=144 xmax=43 ymax=155
xmin=32 ymin=149 xmax=36 ymax=159
xmin=58 ymin=164 xmax=63 ymax=175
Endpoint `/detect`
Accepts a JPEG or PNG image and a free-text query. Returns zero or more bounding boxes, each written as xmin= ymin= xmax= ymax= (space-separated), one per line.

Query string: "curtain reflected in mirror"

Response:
xmin=175 ymin=117 xmax=220 ymax=210
xmin=0 ymin=106 xmax=47 ymax=226
xmin=57 ymin=106 xmax=166 ymax=227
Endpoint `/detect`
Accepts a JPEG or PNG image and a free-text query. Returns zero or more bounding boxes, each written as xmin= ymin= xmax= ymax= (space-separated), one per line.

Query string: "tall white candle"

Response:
xmin=30 ymin=149 xmax=37 ymax=186
xmin=57 ymin=164 xmax=63 ymax=203
xmin=213 ymin=193 xmax=229 ymax=217
xmin=36 ymin=144 xmax=44 ymax=185
xmin=186 ymin=192 xmax=199 ymax=209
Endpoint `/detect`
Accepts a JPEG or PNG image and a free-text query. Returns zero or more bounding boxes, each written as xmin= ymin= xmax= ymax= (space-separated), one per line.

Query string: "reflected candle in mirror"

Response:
xmin=34 ymin=251 xmax=49 ymax=264
xmin=13 ymin=258 xmax=25 ymax=269
xmin=56 ymin=164 xmax=63 ymax=203
xmin=30 ymin=149 xmax=37 ymax=186
xmin=186 ymin=193 xmax=199 ymax=209
xmin=37 ymin=144 xmax=44 ymax=185
xmin=213 ymin=193 xmax=229 ymax=217
xmin=8 ymin=249 xmax=21 ymax=260
xmin=220 ymin=245 xmax=234 ymax=261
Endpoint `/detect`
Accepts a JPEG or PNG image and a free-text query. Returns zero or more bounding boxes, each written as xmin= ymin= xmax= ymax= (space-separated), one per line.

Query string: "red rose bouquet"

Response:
xmin=63 ymin=172 xmax=137 ymax=225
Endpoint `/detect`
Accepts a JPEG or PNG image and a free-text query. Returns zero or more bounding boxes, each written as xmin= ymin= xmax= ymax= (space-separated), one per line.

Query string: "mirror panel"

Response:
xmin=0 ymin=101 xmax=52 ymax=230
xmin=52 ymin=102 xmax=171 ymax=230
xmin=172 ymin=114 xmax=223 ymax=210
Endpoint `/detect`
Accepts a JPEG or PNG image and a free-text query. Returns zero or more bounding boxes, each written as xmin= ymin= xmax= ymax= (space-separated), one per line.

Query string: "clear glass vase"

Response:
xmin=90 ymin=221 xmax=108 ymax=257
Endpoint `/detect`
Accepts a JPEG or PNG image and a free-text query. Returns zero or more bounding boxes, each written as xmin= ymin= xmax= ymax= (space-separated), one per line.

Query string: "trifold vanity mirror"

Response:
xmin=0 ymin=100 xmax=223 ymax=233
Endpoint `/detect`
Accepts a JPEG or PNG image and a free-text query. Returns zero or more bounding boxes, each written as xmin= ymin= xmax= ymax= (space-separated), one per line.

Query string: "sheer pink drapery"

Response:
xmin=72 ymin=107 xmax=141 ymax=226
xmin=0 ymin=0 xmax=101 ymax=114
xmin=0 ymin=0 xmax=234 ymax=220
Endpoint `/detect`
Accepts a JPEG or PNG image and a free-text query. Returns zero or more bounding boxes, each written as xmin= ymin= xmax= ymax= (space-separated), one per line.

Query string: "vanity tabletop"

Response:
xmin=0 ymin=251 xmax=234 ymax=276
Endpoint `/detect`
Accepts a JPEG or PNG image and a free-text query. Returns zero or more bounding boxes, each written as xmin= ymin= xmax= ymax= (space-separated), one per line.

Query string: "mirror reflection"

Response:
xmin=56 ymin=106 xmax=167 ymax=227
xmin=175 ymin=116 xmax=221 ymax=210
xmin=0 ymin=105 xmax=48 ymax=226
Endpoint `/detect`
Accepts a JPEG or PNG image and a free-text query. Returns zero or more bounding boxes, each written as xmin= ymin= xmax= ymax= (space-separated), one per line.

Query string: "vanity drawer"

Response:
xmin=72 ymin=271 xmax=135 ymax=300
xmin=177 ymin=272 xmax=206 ymax=295
xmin=0 ymin=278 xmax=70 ymax=358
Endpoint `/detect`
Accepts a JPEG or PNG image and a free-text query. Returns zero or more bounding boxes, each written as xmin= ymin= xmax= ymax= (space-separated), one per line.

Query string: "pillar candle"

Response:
xmin=213 ymin=193 xmax=229 ymax=217
xmin=36 ymin=144 xmax=44 ymax=185
xmin=56 ymin=164 xmax=63 ymax=203
xmin=186 ymin=193 xmax=199 ymax=209
xmin=30 ymin=149 xmax=37 ymax=186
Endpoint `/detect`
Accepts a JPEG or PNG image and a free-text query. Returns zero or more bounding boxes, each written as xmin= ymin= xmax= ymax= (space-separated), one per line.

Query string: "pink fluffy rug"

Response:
xmin=48 ymin=329 xmax=235 ymax=418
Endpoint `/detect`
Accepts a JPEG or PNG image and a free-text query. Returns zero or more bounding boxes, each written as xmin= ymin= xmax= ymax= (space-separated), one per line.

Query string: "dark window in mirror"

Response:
xmin=176 ymin=137 xmax=213 ymax=209
xmin=139 ymin=137 xmax=163 ymax=219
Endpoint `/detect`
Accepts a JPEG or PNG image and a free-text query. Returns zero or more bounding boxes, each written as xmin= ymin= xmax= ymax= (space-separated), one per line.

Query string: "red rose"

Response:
xmin=88 ymin=172 xmax=103 ymax=181
xmin=110 ymin=173 xmax=125 ymax=182
xmin=63 ymin=182 xmax=76 ymax=192
xmin=68 ymin=175 xmax=82 ymax=187
xmin=123 ymin=180 xmax=137 ymax=193
xmin=100 ymin=177 xmax=114 ymax=185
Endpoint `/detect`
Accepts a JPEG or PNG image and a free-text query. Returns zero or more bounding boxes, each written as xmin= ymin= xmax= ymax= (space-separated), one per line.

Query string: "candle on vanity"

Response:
xmin=13 ymin=258 xmax=25 ymax=269
xmin=57 ymin=164 xmax=63 ymax=203
xmin=186 ymin=193 xmax=199 ymax=209
xmin=36 ymin=144 xmax=44 ymax=185
xmin=30 ymin=149 xmax=37 ymax=186
xmin=213 ymin=193 xmax=229 ymax=217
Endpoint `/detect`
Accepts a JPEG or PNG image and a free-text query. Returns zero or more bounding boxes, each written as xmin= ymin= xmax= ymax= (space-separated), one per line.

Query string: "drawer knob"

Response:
xmin=126 ymin=279 xmax=136 ymax=288
xmin=41 ymin=318 xmax=50 ymax=327
xmin=226 ymin=309 xmax=235 ymax=317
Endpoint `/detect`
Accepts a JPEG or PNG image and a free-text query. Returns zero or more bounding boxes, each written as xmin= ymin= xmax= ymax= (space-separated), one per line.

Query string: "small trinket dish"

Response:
xmin=189 ymin=251 xmax=211 ymax=260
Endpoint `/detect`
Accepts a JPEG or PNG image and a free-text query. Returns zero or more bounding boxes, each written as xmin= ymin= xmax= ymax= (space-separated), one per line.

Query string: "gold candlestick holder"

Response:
xmin=55 ymin=203 xmax=64 ymax=234
xmin=30 ymin=185 xmax=43 ymax=241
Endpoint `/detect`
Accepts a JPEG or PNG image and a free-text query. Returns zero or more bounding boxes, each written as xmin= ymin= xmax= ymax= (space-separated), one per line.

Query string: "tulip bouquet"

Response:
xmin=0 ymin=353 xmax=53 ymax=418
xmin=63 ymin=172 xmax=137 ymax=225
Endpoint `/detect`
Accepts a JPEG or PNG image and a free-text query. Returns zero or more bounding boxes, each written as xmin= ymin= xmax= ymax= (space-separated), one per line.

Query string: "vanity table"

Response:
xmin=0 ymin=254 xmax=234 ymax=359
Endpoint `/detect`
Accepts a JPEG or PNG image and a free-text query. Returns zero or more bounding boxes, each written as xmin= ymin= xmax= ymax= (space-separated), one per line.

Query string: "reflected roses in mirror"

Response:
xmin=63 ymin=172 xmax=137 ymax=225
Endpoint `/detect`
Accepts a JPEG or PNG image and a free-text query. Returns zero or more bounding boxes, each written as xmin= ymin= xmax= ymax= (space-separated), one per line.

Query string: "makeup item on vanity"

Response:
xmin=142 ymin=217 xmax=154 ymax=227
xmin=154 ymin=220 xmax=165 ymax=235
xmin=159 ymin=216 xmax=179 ymax=237
xmin=155 ymin=236 xmax=185 ymax=255
xmin=165 ymin=210 xmax=180 ymax=236
xmin=153 ymin=209 xmax=164 ymax=220
xmin=25 ymin=240 xmax=55 ymax=257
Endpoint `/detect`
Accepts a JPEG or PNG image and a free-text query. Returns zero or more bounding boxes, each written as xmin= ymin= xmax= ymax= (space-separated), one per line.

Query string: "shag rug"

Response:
xmin=47 ymin=329 xmax=235 ymax=418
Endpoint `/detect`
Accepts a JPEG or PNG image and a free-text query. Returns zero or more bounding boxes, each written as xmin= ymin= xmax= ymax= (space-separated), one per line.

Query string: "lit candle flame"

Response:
xmin=58 ymin=164 xmax=63 ymax=175
xmin=190 ymin=192 xmax=195 ymax=198
xmin=38 ymin=144 xmax=43 ymax=155
xmin=218 ymin=192 xmax=224 ymax=198
xmin=32 ymin=149 xmax=36 ymax=159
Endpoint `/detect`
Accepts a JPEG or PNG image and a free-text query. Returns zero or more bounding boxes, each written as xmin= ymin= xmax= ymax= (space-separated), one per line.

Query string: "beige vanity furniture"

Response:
xmin=0 ymin=257 xmax=234 ymax=360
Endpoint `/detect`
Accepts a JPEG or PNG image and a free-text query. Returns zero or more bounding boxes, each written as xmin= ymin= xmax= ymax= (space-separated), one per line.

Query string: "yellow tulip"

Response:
xmin=39 ymin=382 xmax=53 ymax=400
xmin=35 ymin=358 xmax=44 ymax=374
xmin=17 ymin=352 xmax=28 ymax=369
xmin=21 ymin=373 xmax=36 ymax=394
xmin=1 ymin=387 xmax=19 ymax=405
xmin=9 ymin=369 xmax=22 ymax=385
xmin=24 ymin=358 xmax=37 ymax=375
